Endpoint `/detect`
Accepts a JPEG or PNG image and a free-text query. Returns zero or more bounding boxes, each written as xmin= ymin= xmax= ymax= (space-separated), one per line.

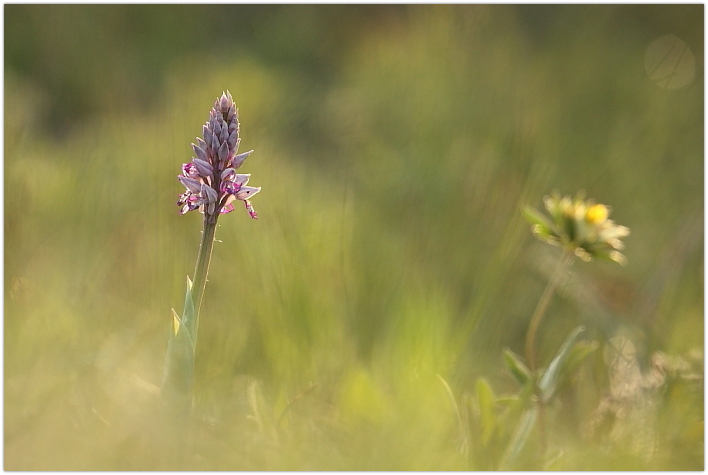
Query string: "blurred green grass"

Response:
xmin=5 ymin=4 xmax=703 ymax=470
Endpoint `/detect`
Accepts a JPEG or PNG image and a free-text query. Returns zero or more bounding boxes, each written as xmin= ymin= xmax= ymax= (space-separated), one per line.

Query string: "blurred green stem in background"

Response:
xmin=525 ymin=249 xmax=574 ymax=374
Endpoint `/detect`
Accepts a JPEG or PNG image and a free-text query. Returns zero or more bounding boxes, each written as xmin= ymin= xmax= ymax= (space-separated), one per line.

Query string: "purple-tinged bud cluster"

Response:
xmin=178 ymin=91 xmax=261 ymax=219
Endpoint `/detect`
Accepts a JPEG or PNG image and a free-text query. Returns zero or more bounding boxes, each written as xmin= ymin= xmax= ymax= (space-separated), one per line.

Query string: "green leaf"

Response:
xmin=503 ymin=348 xmax=532 ymax=385
xmin=181 ymin=275 xmax=197 ymax=336
xmin=538 ymin=326 xmax=586 ymax=403
xmin=500 ymin=407 xmax=537 ymax=469
xmin=522 ymin=206 xmax=554 ymax=229
xmin=495 ymin=395 xmax=521 ymax=408
xmin=162 ymin=308 xmax=196 ymax=416
xmin=562 ymin=340 xmax=599 ymax=376
xmin=524 ymin=206 xmax=566 ymax=244
xmin=531 ymin=224 xmax=553 ymax=240
xmin=587 ymin=248 xmax=627 ymax=265
xmin=436 ymin=374 xmax=469 ymax=454
xmin=476 ymin=378 xmax=496 ymax=446
xmin=161 ymin=276 xmax=198 ymax=417
xmin=171 ymin=307 xmax=182 ymax=336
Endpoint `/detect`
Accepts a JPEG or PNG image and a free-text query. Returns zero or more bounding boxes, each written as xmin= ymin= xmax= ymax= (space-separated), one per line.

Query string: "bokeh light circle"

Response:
xmin=645 ymin=34 xmax=695 ymax=89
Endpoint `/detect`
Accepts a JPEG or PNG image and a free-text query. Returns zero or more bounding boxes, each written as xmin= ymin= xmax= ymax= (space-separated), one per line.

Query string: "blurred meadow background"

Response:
xmin=4 ymin=4 xmax=703 ymax=470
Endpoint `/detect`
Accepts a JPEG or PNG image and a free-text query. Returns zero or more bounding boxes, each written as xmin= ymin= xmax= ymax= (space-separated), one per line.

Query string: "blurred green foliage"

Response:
xmin=5 ymin=4 xmax=703 ymax=470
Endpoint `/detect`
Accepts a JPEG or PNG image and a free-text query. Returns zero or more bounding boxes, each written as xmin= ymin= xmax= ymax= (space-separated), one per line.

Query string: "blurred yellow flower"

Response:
xmin=524 ymin=191 xmax=630 ymax=265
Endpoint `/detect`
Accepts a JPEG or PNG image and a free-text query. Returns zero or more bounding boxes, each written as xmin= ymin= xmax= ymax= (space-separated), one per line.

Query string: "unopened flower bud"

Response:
xmin=192 ymin=158 xmax=213 ymax=178
xmin=192 ymin=143 xmax=208 ymax=163
xmin=232 ymin=150 xmax=253 ymax=169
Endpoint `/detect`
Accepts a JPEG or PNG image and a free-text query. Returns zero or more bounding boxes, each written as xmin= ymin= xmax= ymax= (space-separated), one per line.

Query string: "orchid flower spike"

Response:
xmin=177 ymin=91 xmax=261 ymax=219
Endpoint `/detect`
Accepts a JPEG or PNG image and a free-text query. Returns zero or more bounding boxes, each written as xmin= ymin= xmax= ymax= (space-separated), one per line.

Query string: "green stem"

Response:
xmin=187 ymin=214 xmax=218 ymax=335
xmin=525 ymin=249 xmax=573 ymax=372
